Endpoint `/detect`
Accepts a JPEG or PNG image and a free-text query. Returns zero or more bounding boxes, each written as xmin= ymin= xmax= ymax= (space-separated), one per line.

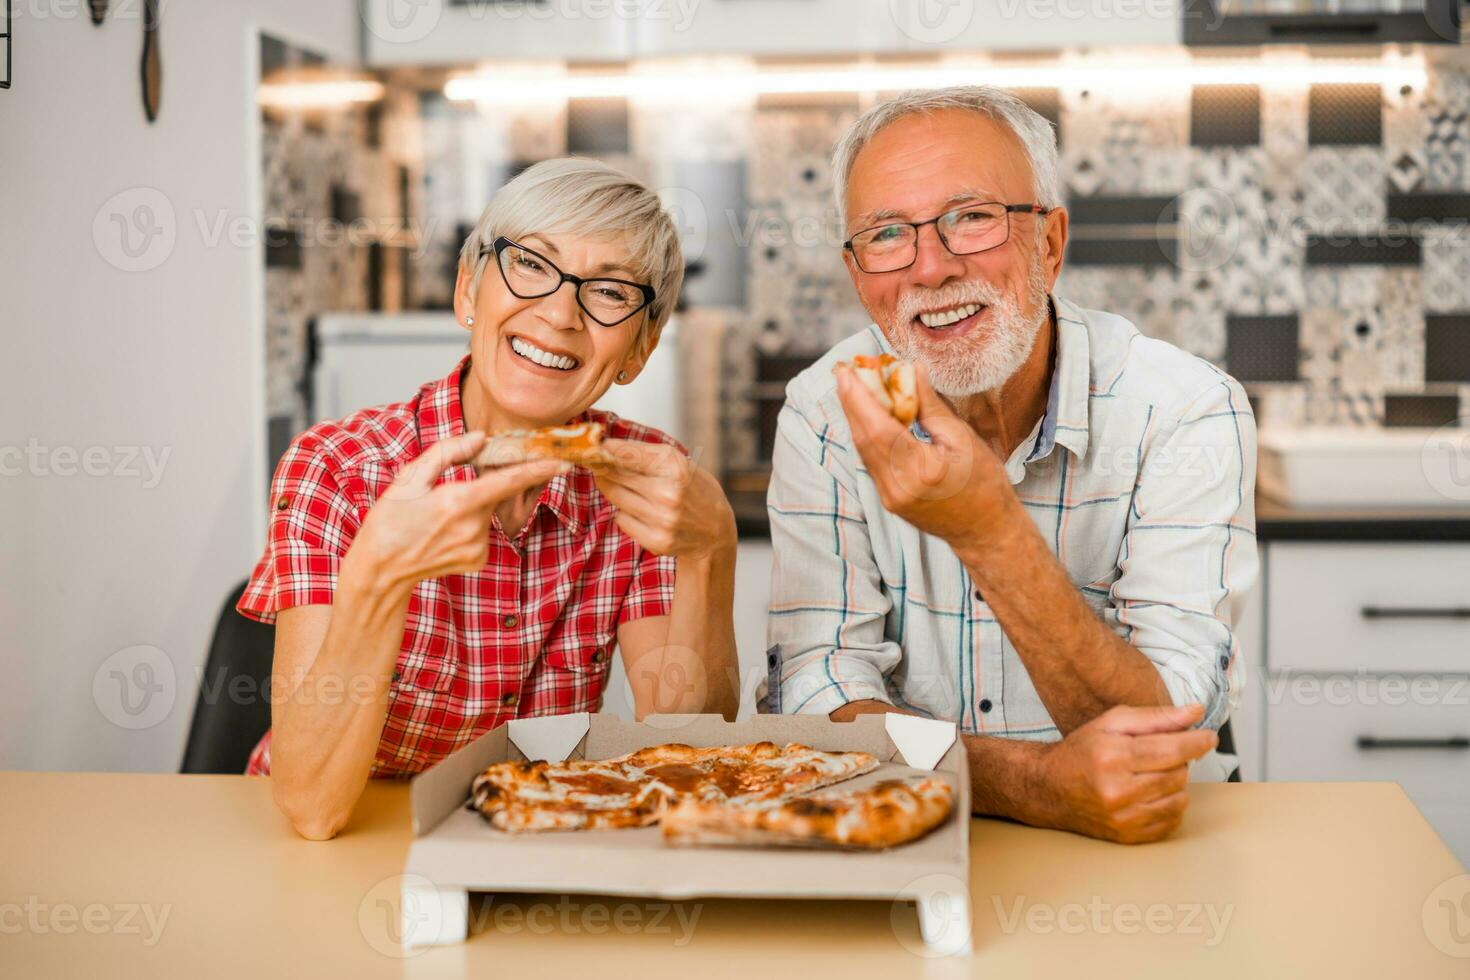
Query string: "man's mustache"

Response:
xmin=894 ymin=279 xmax=1012 ymax=326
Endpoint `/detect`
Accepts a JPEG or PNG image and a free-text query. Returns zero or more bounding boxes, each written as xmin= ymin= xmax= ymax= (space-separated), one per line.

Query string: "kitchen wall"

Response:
xmin=395 ymin=50 xmax=1470 ymax=479
xmin=0 ymin=2 xmax=360 ymax=771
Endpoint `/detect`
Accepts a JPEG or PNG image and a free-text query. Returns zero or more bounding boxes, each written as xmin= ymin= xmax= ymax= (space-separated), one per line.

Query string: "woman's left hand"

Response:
xmin=594 ymin=440 xmax=736 ymax=559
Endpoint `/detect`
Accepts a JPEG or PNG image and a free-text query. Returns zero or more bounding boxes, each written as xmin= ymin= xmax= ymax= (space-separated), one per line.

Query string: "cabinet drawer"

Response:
xmin=1267 ymin=542 xmax=1470 ymax=674
xmin=1265 ymin=676 xmax=1470 ymax=807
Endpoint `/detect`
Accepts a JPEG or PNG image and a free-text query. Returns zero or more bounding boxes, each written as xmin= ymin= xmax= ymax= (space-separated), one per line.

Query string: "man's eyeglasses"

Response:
xmin=844 ymin=202 xmax=1053 ymax=274
xmin=486 ymin=236 xmax=656 ymax=327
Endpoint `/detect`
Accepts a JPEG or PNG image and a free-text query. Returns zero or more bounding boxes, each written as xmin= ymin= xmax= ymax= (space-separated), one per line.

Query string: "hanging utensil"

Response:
xmin=140 ymin=0 xmax=160 ymax=122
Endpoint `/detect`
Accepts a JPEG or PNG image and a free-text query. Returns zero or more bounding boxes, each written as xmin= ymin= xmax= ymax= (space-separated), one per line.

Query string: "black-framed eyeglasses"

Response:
xmin=485 ymin=236 xmax=656 ymax=328
xmin=844 ymin=202 xmax=1053 ymax=274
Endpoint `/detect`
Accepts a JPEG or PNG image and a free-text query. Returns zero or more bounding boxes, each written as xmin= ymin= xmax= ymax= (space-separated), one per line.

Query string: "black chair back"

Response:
xmin=179 ymin=581 xmax=275 ymax=774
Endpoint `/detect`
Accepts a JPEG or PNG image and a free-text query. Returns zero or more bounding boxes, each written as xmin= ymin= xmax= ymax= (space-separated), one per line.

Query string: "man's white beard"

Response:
xmin=884 ymin=254 xmax=1050 ymax=398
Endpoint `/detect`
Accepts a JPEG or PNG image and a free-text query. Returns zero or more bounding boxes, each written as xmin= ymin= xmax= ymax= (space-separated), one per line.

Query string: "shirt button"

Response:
xmin=501 ymin=691 xmax=519 ymax=707
xmin=276 ymin=495 xmax=291 ymax=511
xmin=391 ymin=669 xmax=402 ymax=682
xmin=501 ymin=613 xmax=519 ymax=629
xmin=973 ymin=588 xmax=983 ymax=601
xmin=979 ymin=698 xmax=993 ymax=713
xmin=591 ymin=649 xmax=607 ymax=664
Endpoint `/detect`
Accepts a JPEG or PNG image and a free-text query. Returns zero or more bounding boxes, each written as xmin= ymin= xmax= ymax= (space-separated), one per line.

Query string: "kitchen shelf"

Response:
xmin=1183 ymin=0 xmax=1462 ymax=45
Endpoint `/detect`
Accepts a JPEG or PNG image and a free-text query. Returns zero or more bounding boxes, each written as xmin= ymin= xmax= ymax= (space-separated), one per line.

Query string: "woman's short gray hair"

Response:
xmin=458 ymin=158 xmax=684 ymax=352
xmin=831 ymin=85 xmax=1062 ymax=220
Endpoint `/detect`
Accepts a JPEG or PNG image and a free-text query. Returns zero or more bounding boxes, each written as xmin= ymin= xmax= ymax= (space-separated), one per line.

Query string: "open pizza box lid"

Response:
xmin=403 ymin=711 xmax=970 ymax=914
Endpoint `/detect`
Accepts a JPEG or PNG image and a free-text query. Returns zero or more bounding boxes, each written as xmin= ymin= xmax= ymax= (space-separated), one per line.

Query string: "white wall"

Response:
xmin=0 ymin=1 xmax=360 ymax=771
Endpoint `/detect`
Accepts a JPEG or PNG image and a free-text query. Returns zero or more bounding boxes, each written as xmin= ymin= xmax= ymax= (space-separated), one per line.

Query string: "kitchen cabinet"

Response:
xmin=1241 ymin=515 xmax=1470 ymax=867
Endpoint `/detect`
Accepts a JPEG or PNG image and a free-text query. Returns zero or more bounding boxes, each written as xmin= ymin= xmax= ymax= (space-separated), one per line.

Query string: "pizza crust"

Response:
xmin=473 ymin=421 xmax=612 ymax=471
xmin=660 ymin=776 xmax=956 ymax=850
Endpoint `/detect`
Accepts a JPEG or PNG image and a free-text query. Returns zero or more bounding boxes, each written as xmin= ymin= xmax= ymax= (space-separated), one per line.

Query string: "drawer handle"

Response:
xmin=1360 ymin=606 xmax=1470 ymax=620
xmin=1356 ymin=736 xmax=1470 ymax=750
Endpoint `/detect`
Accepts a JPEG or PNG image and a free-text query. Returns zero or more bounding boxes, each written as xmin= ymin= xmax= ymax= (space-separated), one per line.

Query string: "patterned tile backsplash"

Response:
xmin=266 ymin=48 xmax=1470 ymax=478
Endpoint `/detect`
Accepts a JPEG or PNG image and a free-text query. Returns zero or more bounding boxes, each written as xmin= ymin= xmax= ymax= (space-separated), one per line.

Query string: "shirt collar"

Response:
xmin=413 ymin=354 xmax=586 ymax=536
xmin=1003 ymin=296 xmax=1091 ymax=476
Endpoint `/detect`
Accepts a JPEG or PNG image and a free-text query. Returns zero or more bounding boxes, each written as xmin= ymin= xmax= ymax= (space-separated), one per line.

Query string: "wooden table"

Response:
xmin=3 ymin=773 xmax=1467 ymax=978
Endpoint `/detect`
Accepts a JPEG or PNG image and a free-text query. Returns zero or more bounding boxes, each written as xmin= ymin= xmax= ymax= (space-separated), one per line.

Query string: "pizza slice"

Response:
xmin=473 ymin=421 xmax=612 ymax=472
xmin=660 ymin=776 xmax=956 ymax=850
xmin=469 ymin=742 xmax=880 ymax=834
xmin=839 ymin=353 xmax=918 ymax=426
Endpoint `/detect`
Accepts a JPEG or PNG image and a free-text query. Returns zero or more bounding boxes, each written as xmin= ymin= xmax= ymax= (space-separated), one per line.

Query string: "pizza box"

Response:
xmin=400 ymin=711 xmax=972 ymax=955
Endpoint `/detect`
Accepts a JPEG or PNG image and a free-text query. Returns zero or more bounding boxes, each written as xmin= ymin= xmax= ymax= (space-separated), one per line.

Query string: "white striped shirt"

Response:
xmin=764 ymin=296 xmax=1257 ymax=773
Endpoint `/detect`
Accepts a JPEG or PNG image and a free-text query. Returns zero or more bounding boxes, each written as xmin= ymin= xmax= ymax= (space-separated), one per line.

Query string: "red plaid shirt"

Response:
xmin=237 ymin=356 xmax=678 ymax=777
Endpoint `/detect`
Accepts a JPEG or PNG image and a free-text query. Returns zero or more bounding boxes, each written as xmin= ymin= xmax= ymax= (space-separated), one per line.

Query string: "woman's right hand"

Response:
xmin=346 ymin=431 xmax=568 ymax=594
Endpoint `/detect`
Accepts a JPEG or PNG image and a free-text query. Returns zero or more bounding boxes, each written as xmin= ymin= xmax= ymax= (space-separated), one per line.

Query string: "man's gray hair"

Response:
xmin=831 ymin=85 xmax=1062 ymax=221
xmin=458 ymin=157 xmax=684 ymax=352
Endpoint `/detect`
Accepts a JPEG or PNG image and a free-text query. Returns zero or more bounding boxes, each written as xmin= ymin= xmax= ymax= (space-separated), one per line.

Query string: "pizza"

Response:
xmin=839 ymin=353 xmax=918 ymax=426
xmin=470 ymin=742 xmax=879 ymax=834
xmin=660 ymin=776 xmax=955 ymax=850
xmin=474 ymin=421 xmax=611 ymax=471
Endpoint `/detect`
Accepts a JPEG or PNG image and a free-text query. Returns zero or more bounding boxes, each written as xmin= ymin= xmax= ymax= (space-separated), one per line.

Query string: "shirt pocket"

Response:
xmin=391 ymin=590 xmax=458 ymax=695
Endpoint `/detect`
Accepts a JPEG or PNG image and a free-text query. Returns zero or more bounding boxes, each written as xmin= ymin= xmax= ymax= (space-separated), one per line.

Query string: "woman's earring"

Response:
xmin=465 ymin=316 xmax=475 ymax=326
xmin=617 ymin=371 xmax=627 ymax=382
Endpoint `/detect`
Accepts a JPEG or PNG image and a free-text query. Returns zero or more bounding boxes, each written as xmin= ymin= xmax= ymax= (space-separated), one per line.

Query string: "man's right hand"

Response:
xmin=346 ymin=431 xmax=568 ymax=594
xmin=1035 ymin=703 xmax=1217 ymax=844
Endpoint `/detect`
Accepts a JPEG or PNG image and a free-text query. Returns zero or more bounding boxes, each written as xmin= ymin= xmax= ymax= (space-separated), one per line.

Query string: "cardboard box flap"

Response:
xmin=508 ymin=713 xmax=591 ymax=762
xmin=410 ymin=724 xmax=510 ymax=837
xmin=884 ymin=714 xmax=956 ymax=771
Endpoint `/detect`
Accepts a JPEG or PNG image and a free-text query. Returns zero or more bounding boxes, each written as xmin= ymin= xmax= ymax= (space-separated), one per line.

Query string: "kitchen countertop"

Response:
xmin=4 ymin=773 xmax=1466 ymax=978
xmin=731 ymin=475 xmax=1470 ymax=542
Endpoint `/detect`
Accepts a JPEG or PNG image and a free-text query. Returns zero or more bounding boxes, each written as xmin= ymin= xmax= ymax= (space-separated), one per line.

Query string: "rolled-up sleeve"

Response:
xmin=237 ymin=436 xmax=363 ymax=624
xmin=765 ymin=399 xmax=900 ymax=715
xmin=1109 ymin=377 xmax=1259 ymax=729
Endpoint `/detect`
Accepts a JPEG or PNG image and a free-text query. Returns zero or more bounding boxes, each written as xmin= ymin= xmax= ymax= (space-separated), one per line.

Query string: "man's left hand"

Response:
xmin=834 ymin=361 xmax=1011 ymax=548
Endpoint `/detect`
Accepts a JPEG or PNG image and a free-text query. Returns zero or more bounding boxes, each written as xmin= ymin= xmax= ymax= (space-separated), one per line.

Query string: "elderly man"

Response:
xmin=765 ymin=86 xmax=1257 ymax=844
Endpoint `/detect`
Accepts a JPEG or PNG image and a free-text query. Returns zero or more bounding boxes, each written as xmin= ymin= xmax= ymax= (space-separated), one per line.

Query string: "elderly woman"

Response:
xmin=238 ymin=159 xmax=739 ymax=840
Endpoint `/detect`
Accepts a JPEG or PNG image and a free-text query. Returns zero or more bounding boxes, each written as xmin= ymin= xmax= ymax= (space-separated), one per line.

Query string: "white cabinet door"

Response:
xmin=632 ymin=0 xmax=901 ymax=57
xmin=364 ymin=0 xmax=634 ymax=66
xmin=1267 ymin=542 xmax=1470 ymax=676
xmin=892 ymin=0 xmax=1180 ymax=52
